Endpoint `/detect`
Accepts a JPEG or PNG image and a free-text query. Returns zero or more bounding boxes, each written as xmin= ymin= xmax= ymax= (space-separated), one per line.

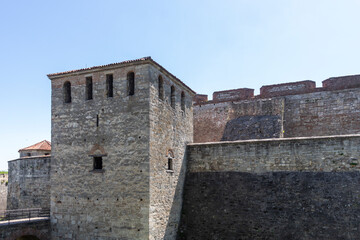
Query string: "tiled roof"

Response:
xmin=19 ymin=140 xmax=51 ymax=152
xmin=47 ymin=56 xmax=196 ymax=95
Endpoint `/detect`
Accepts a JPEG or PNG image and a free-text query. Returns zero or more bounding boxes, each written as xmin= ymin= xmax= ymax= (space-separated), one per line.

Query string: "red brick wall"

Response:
xmin=260 ymin=80 xmax=316 ymax=98
xmin=193 ymin=94 xmax=208 ymax=104
xmin=212 ymin=88 xmax=254 ymax=102
xmin=322 ymin=75 xmax=360 ymax=90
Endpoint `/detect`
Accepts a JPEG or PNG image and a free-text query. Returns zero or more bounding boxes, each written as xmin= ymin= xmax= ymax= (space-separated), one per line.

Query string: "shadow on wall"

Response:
xmin=162 ymin=148 xmax=188 ymax=240
xmin=16 ymin=235 xmax=40 ymax=240
xmin=177 ymin=171 xmax=360 ymax=240
xmin=221 ymin=115 xmax=282 ymax=141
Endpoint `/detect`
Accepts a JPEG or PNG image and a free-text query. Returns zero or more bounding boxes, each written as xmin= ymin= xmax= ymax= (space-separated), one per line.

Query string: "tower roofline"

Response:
xmin=47 ymin=56 xmax=196 ymax=95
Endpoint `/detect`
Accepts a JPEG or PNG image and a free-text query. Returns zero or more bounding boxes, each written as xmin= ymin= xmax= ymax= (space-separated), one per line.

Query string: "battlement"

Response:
xmin=194 ymin=74 xmax=360 ymax=105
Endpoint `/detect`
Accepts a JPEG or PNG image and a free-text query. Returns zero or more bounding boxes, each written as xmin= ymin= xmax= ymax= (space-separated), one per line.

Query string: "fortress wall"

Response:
xmin=179 ymin=135 xmax=360 ymax=239
xmin=194 ymin=87 xmax=360 ymax=142
xmin=260 ymin=80 xmax=316 ymax=98
xmin=194 ymin=98 xmax=284 ymax=143
xmin=283 ymin=87 xmax=360 ymax=137
xmin=7 ymin=157 xmax=50 ymax=210
xmin=0 ymin=174 xmax=7 ymax=210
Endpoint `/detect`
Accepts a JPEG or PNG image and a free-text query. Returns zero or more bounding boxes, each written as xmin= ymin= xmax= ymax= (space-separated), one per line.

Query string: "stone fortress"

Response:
xmin=4 ymin=56 xmax=360 ymax=239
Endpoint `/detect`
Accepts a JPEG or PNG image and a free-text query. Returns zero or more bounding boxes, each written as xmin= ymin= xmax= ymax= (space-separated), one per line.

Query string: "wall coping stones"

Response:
xmin=188 ymin=134 xmax=360 ymax=146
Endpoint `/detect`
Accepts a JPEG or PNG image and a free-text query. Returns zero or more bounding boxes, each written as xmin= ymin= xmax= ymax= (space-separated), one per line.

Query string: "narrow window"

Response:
xmin=96 ymin=114 xmax=99 ymax=127
xmin=171 ymin=86 xmax=175 ymax=109
xmin=168 ymin=158 xmax=173 ymax=171
xmin=63 ymin=81 xmax=71 ymax=103
xmin=167 ymin=150 xmax=174 ymax=172
xmin=106 ymin=74 xmax=113 ymax=98
xmin=86 ymin=77 xmax=93 ymax=100
xmin=127 ymin=72 xmax=135 ymax=96
xmin=181 ymin=91 xmax=185 ymax=111
xmin=158 ymin=76 xmax=164 ymax=100
xmin=93 ymin=157 xmax=103 ymax=170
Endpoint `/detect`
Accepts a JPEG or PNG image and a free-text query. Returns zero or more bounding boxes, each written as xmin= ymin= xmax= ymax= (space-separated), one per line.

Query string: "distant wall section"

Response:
xmin=0 ymin=174 xmax=7 ymax=210
xmin=194 ymin=98 xmax=284 ymax=143
xmin=7 ymin=156 xmax=50 ymax=210
xmin=194 ymin=80 xmax=360 ymax=142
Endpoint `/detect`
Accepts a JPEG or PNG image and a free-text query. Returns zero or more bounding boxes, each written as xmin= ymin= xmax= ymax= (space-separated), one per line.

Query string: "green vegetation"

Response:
xmin=0 ymin=171 xmax=8 ymax=174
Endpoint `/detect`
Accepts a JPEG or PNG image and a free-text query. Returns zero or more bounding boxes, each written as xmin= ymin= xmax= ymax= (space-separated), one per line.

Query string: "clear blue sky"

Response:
xmin=1 ymin=0 xmax=360 ymax=170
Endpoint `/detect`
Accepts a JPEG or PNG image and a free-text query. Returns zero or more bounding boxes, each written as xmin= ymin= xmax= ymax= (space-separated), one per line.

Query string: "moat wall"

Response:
xmin=7 ymin=157 xmax=50 ymax=210
xmin=179 ymin=135 xmax=360 ymax=240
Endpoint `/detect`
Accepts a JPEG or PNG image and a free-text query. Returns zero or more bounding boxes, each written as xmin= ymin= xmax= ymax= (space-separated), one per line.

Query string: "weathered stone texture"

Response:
xmin=0 ymin=174 xmax=7 ymax=210
xmin=194 ymin=87 xmax=360 ymax=142
xmin=322 ymin=74 xmax=360 ymax=90
xmin=7 ymin=157 xmax=50 ymax=210
xmin=51 ymin=63 xmax=151 ymax=240
xmin=194 ymin=98 xmax=284 ymax=143
xmin=260 ymin=80 xmax=316 ymax=98
xmin=212 ymin=88 xmax=254 ymax=102
xmin=221 ymin=115 xmax=281 ymax=141
xmin=179 ymin=135 xmax=360 ymax=239
xmin=50 ymin=59 xmax=195 ymax=240
xmin=148 ymin=65 xmax=194 ymax=240
xmin=283 ymin=88 xmax=360 ymax=138
xmin=179 ymin=171 xmax=360 ymax=240
xmin=0 ymin=219 xmax=50 ymax=240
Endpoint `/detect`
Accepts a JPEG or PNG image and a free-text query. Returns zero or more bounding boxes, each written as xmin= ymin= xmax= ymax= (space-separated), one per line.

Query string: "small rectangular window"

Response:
xmin=86 ymin=77 xmax=93 ymax=100
xmin=93 ymin=157 xmax=103 ymax=170
xmin=168 ymin=158 xmax=173 ymax=170
xmin=106 ymin=74 xmax=113 ymax=98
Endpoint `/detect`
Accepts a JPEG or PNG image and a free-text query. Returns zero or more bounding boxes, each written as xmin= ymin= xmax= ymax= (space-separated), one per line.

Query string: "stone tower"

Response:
xmin=48 ymin=57 xmax=195 ymax=240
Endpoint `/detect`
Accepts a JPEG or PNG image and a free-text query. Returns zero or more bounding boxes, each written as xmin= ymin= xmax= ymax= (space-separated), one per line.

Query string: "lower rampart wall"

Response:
xmin=0 ymin=219 xmax=50 ymax=240
xmin=179 ymin=135 xmax=360 ymax=239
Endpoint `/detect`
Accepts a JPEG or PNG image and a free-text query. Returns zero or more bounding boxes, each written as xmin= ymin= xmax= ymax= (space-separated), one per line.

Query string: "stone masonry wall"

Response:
xmin=0 ymin=174 xmax=7 ymax=210
xmin=179 ymin=135 xmax=360 ymax=239
xmin=194 ymin=87 xmax=360 ymax=142
xmin=283 ymin=88 xmax=360 ymax=137
xmin=50 ymin=63 xmax=151 ymax=240
xmin=7 ymin=157 xmax=50 ymax=210
xmin=0 ymin=219 xmax=50 ymax=240
xmin=148 ymin=65 xmax=194 ymax=240
xmin=194 ymin=98 xmax=284 ymax=143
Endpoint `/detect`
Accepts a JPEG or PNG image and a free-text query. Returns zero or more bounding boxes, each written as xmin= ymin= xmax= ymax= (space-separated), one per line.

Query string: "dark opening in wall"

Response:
xmin=63 ymin=81 xmax=71 ymax=103
xmin=86 ymin=77 xmax=93 ymax=100
xmin=96 ymin=114 xmax=99 ymax=127
xmin=181 ymin=91 xmax=185 ymax=111
xmin=158 ymin=75 xmax=164 ymax=100
xmin=167 ymin=149 xmax=174 ymax=172
xmin=93 ymin=157 xmax=103 ymax=170
xmin=106 ymin=74 xmax=113 ymax=98
xmin=168 ymin=158 xmax=173 ymax=171
xmin=27 ymin=153 xmax=31 ymax=157
xmin=171 ymin=86 xmax=175 ymax=109
xmin=127 ymin=72 xmax=135 ymax=96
